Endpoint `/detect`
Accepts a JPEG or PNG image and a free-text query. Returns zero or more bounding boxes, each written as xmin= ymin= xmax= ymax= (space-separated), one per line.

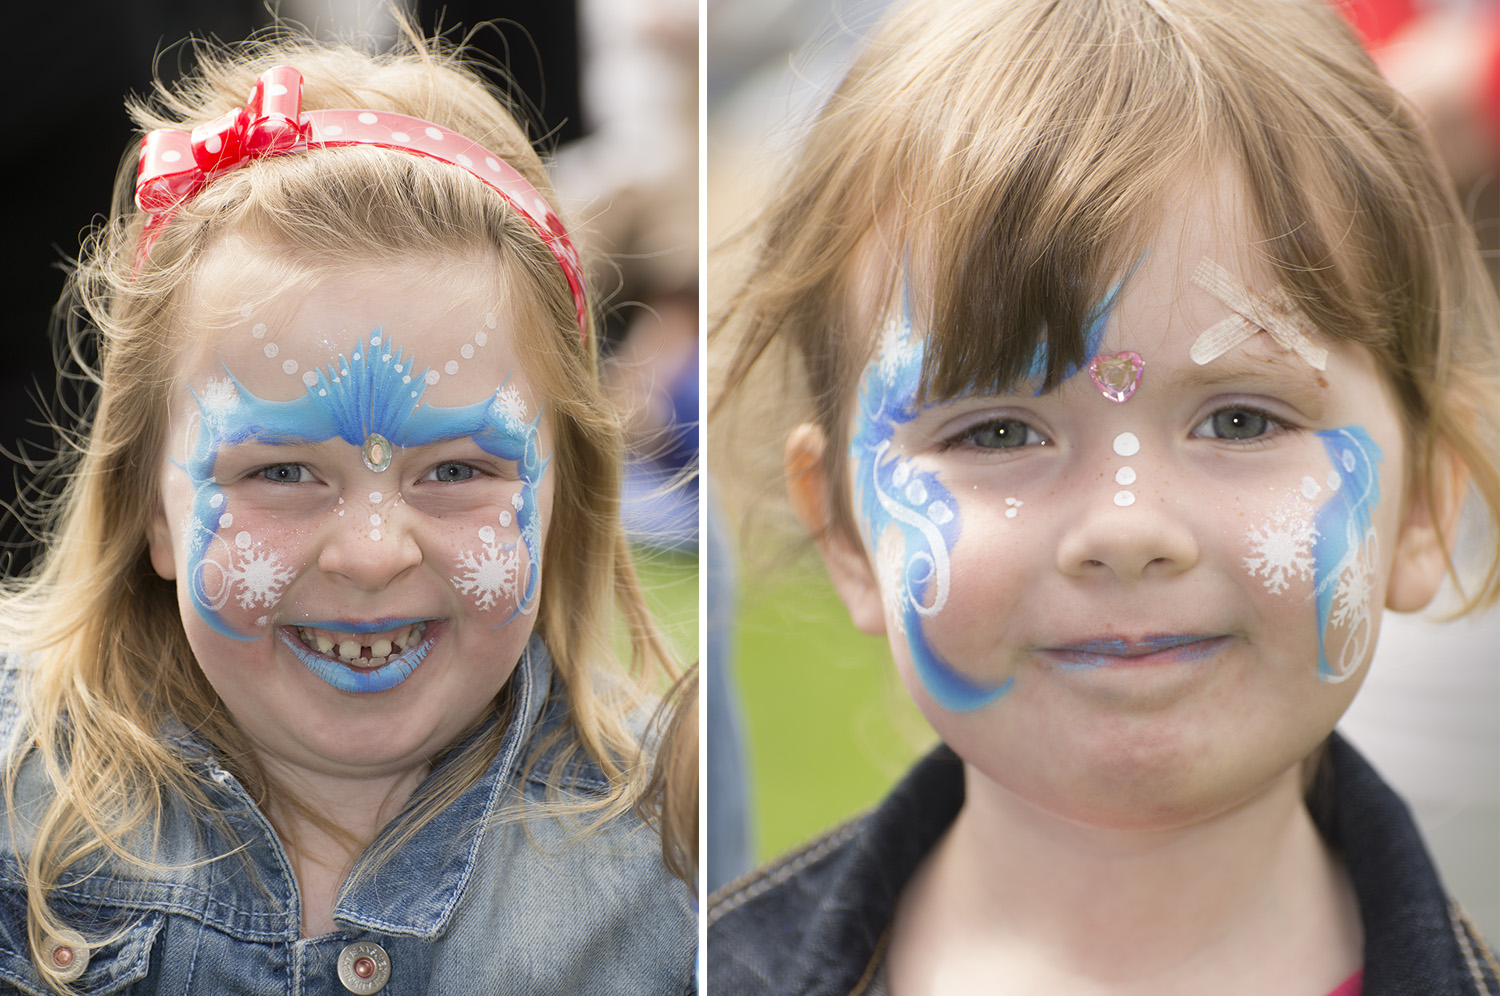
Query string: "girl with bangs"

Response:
xmin=0 ymin=19 xmax=694 ymax=996
xmin=709 ymin=0 xmax=1500 ymax=993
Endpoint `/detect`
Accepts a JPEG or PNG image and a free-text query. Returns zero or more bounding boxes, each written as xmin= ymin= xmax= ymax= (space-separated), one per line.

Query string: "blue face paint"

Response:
xmin=185 ymin=330 xmax=547 ymax=647
xmin=1311 ymin=426 xmax=1383 ymax=681
xmin=850 ymin=295 xmax=1012 ymax=712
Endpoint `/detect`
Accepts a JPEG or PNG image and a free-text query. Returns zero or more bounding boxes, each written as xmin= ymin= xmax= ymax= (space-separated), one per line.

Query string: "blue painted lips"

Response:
xmin=279 ymin=620 xmax=437 ymax=693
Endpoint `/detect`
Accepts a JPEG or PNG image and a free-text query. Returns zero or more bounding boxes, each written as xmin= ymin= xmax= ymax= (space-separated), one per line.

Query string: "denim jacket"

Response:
xmin=709 ymin=735 xmax=1498 ymax=996
xmin=0 ymin=638 xmax=695 ymax=995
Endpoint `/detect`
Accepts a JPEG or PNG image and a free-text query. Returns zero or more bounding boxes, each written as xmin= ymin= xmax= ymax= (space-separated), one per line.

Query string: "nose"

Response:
xmin=316 ymin=494 xmax=422 ymax=590
xmin=1054 ymin=476 xmax=1200 ymax=582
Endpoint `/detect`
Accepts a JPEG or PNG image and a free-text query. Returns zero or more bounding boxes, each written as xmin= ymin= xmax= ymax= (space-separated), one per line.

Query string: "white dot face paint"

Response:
xmin=1110 ymin=435 xmax=1140 ymax=505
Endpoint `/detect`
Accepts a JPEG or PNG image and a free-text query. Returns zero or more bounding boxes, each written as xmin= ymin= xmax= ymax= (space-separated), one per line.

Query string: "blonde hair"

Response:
xmin=4 ymin=22 xmax=676 ymax=993
xmin=637 ymin=664 xmax=699 ymax=890
xmin=713 ymin=0 xmax=1500 ymax=609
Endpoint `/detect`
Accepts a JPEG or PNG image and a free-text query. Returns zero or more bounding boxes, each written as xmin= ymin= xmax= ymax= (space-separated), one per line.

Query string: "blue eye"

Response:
xmin=424 ymin=462 xmax=478 ymax=483
xmin=1193 ymin=407 xmax=1290 ymax=441
xmin=946 ymin=418 xmax=1047 ymax=451
xmin=258 ymin=464 xmax=310 ymax=484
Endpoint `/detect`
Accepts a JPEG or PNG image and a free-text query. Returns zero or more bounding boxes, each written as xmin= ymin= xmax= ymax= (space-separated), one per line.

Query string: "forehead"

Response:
xmin=174 ymin=246 xmax=537 ymax=406
xmin=882 ymin=170 xmax=1306 ymax=389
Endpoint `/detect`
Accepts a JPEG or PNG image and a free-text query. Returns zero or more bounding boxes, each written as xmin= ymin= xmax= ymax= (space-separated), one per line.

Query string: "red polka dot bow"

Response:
xmin=134 ymin=66 xmax=588 ymax=339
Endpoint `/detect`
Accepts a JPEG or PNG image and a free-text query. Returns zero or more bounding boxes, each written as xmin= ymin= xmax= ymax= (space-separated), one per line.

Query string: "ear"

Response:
xmin=146 ymin=503 xmax=177 ymax=581
xmin=1385 ymin=444 xmax=1467 ymax=612
xmin=785 ymin=423 xmax=887 ymax=636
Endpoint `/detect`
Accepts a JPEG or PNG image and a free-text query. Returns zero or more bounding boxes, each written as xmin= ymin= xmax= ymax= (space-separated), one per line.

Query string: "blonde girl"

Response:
xmin=0 ymin=23 xmax=693 ymax=996
xmin=710 ymin=0 xmax=1500 ymax=993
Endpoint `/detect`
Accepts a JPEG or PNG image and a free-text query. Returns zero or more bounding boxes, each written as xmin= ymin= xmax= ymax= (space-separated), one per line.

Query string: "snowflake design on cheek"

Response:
xmin=1325 ymin=529 xmax=1378 ymax=681
xmin=231 ymin=548 xmax=297 ymax=609
xmin=452 ymin=541 xmax=521 ymax=611
xmin=1243 ymin=508 xmax=1318 ymax=595
xmin=1311 ymin=427 xmax=1384 ymax=681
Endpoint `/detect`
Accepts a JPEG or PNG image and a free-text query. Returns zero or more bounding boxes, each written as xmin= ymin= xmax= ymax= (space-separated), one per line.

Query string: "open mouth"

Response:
xmin=278 ymin=618 xmax=439 ymax=693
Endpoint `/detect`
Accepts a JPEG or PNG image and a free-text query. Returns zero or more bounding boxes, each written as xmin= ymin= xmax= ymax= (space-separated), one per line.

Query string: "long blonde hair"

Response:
xmin=712 ymin=0 xmax=1500 ymax=611
xmin=4 ymin=22 xmax=676 ymax=992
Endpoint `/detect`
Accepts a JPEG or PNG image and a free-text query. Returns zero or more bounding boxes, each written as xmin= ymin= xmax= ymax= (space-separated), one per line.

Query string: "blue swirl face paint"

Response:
xmin=1311 ymin=426 xmax=1383 ymax=681
xmin=849 ymin=298 xmax=1012 ymax=712
xmin=185 ymin=329 xmax=547 ymax=649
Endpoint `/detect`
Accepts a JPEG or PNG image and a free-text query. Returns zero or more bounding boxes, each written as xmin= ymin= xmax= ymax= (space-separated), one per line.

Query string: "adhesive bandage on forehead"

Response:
xmin=1189 ymin=257 xmax=1328 ymax=371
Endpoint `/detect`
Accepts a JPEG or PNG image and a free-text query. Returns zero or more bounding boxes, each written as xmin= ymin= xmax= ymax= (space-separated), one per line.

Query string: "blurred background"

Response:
xmin=2 ymin=0 xmax=699 ymax=662
xmin=706 ymin=0 xmax=1500 ymax=943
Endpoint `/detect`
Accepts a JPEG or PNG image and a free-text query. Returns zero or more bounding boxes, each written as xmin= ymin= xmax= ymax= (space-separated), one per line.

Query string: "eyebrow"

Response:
xmin=1170 ymin=347 xmax=1331 ymax=416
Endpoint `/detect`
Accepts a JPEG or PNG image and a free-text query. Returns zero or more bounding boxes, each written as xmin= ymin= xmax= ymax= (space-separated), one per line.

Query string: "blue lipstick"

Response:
xmin=279 ymin=622 xmax=436 ymax=693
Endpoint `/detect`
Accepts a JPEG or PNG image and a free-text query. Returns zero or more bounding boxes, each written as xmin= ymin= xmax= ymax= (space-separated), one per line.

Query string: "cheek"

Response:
xmin=185 ymin=494 xmax=313 ymax=636
xmin=443 ymin=492 xmax=540 ymax=621
xmin=1236 ymin=426 xmax=1385 ymax=683
xmin=861 ymin=456 xmax=1018 ymax=713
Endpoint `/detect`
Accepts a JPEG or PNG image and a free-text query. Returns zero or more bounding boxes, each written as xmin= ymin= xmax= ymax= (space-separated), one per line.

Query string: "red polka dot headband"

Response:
xmin=135 ymin=65 xmax=588 ymax=338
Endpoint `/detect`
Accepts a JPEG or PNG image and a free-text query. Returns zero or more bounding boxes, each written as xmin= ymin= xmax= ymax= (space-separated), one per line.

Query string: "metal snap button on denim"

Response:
xmin=337 ymin=940 xmax=391 ymax=994
xmin=40 ymin=929 xmax=89 ymax=984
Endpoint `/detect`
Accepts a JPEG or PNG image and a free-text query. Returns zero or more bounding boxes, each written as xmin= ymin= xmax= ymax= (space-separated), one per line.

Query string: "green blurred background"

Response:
xmin=727 ymin=570 xmax=933 ymax=862
xmin=634 ymin=540 xmax=934 ymax=864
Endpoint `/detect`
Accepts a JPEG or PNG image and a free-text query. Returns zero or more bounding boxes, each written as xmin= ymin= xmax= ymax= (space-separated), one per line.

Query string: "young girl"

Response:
xmin=0 ymin=24 xmax=694 ymax=996
xmin=709 ymin=1 xmax=1500 ymax=993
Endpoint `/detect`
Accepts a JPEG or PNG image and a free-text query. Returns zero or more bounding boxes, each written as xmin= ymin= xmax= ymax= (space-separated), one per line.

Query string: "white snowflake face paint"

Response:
xmin=834 ymin=174 xmax=1435 ymax=833
xmin=149 ymin=254 xmax=555 ymax=777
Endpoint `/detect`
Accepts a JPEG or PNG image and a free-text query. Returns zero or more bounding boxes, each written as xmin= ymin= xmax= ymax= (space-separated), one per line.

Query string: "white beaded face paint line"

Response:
xmin=1111 ymin=432 xmax=1140 ymax=506
xmin=1189 ymin=257 xmax=1329 ymax=371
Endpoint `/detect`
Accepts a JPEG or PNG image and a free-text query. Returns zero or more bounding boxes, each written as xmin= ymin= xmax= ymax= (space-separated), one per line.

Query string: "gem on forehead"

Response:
xmin=362 ymin=433 xmax=393 ymax=473
xmin=1089 ymin=351 xmax=1145 ymax=404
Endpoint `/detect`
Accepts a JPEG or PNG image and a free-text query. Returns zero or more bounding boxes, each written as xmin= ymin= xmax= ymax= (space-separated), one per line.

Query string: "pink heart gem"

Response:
xmin=1089 ymin=351 xmax=1145 ymax=403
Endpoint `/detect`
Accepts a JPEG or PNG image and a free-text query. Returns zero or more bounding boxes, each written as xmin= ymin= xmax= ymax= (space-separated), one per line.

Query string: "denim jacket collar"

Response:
xmin=143 ymin=634 xmax=556 ymax=941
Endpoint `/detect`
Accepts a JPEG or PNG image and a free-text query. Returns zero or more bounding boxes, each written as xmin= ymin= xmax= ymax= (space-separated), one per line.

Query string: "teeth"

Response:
xmin=297 ymin=621 xmax=429 ymax=664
